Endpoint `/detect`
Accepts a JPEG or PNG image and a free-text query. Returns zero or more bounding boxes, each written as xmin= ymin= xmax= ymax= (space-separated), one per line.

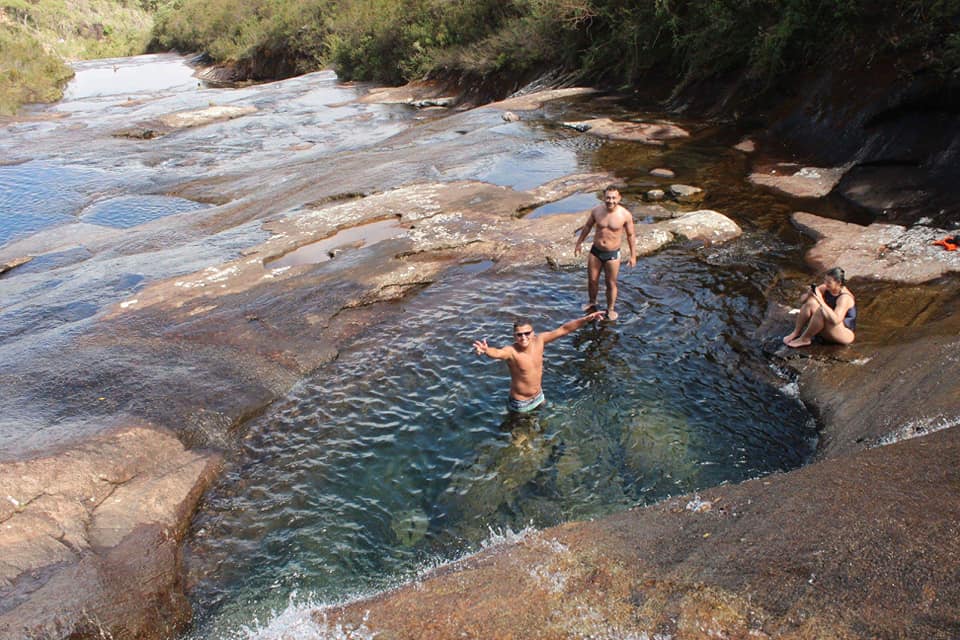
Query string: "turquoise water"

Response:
xmin=183 ymin=250 xmax=814 ymax=638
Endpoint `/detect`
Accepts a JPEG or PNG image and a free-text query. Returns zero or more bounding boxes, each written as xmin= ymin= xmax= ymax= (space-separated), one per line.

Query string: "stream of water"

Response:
xmin=0 ymin=54 xmax=830 ymax=639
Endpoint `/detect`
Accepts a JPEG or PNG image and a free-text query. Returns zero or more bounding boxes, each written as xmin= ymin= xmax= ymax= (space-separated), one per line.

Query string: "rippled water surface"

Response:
xmin=184 ymin=254 xmax=814 ymax=638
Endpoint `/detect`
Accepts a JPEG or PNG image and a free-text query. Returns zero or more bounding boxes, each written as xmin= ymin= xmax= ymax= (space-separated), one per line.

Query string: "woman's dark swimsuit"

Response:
xmin=590 ymin=245 xmax=620 ymax=262
xmin=824 ymin=290 xmax=857 ymax=331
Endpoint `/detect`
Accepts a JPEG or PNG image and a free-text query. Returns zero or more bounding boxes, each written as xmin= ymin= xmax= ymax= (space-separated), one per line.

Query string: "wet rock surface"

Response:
xmin=0 ymin=426 xmax=221 ymax=639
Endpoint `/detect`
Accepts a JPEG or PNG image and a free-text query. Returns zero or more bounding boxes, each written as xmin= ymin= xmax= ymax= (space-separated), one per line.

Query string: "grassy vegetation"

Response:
xmin=3 ymin=0 xmax=957 ymax=115
xmin=150 ymin=0 xmax=960 ymax=99
xmin=0 ymin=0 xmax=154 ymax=114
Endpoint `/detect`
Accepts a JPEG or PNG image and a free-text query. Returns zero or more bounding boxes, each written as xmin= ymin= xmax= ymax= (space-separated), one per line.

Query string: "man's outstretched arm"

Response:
xmin=540 ymin=311 xmax=605 ymax=344
xmin=473 ymin=339 xmax=512 ymax=359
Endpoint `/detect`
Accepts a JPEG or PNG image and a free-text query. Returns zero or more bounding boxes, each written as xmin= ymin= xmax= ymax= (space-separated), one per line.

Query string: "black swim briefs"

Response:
xmin=590 ymin=245 xmax=621 ymax=262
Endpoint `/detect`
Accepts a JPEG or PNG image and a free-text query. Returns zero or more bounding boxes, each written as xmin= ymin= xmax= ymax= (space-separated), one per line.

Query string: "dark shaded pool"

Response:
xmin=183 ymin=249 xmax=815 ymax=638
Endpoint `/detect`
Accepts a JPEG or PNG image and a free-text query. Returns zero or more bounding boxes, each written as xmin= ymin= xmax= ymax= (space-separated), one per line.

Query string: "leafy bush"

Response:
xmin=0 ymin=24 xmax=74 ymax=115
xmin=148 ymin=0 xmax=960 ymax=95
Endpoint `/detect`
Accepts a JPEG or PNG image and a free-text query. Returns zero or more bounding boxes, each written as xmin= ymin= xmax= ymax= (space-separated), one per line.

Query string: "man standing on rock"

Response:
xmin=574 ymin=185 xmax=637 ymax=320
xmin=474 ymin=312 xmax=605 ymax=413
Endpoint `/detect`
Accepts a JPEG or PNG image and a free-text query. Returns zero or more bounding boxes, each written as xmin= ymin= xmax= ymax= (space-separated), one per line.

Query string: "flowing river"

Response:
xmin=0 ymin=54 xmax=840 ymax=638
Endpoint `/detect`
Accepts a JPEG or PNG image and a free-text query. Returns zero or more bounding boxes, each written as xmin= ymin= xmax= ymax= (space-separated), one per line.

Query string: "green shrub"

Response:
xmin=0 ymin=24 xmax=74 ymax=115
xmin=149 ymin=0 xmax=960 ymax=97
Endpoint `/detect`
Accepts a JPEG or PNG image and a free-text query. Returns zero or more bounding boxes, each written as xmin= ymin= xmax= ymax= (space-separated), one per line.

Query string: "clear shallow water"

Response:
xmin=183 ymin=252 xmax=814 ymax=638
xmin=0 ymin=161 xmax=114 ymax=245
xmin=79 ymin=194 xmax=210 ymax=228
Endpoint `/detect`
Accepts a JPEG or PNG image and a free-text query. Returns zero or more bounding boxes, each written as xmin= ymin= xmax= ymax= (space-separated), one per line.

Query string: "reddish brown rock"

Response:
xmin=562 ymin=118 xmax=691 ymax=144
xmin=487 ymin=88 xmax=597 ymax=111
xmin=0 ymin=426 xmax=222 ymax=639
xmin=749 ymin=163 xmax=849 ymax=198
xmin=791 ymin=212 xmax=960 ymax=284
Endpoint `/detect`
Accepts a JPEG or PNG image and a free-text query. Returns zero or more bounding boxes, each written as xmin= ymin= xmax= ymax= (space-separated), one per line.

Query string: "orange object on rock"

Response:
xmin=933 ymin=236 xmax=959 ymax=251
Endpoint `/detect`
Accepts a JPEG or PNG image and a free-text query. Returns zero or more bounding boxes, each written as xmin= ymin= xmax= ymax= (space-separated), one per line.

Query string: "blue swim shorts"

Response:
xmin=507 ymin=389 xmax=545 ymax=413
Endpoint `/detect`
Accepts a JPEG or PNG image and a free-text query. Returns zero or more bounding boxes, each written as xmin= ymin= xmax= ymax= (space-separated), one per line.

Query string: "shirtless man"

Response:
xmin=473 ymin=312 xmax=605 ymax=413
xmin=574 ymin=185 xmax=637 ymax=320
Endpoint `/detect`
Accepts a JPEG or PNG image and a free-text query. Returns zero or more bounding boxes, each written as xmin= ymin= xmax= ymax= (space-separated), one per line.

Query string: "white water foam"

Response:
xmin=230 ymin=525 xmax=539 ymax=640
xmin=876 ymin=414 xmax=960 ymax=447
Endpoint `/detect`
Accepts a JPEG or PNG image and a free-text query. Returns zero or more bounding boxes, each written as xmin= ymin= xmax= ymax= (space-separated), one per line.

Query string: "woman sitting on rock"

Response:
xmin=783 ymin=267 xmax=857 ymax=348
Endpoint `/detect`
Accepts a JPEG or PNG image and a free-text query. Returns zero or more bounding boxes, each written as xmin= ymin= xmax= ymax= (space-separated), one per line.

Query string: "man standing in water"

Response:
xmin=574 ymin=185 xmax=637 ymax=320
xmin=473 ymin=312 xmax=605 ymax=413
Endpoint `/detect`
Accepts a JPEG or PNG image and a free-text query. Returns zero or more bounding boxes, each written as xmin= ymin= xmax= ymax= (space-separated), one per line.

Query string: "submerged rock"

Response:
xmin=791 ymin=212 xmax=960 ymax=284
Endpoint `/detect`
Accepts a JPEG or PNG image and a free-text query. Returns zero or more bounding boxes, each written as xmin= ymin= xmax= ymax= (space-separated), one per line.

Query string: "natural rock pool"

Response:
xmin=183 ymin=254 xmax=814 ymax=638
xmin=0 ymin=53 xmax=851 ymax=639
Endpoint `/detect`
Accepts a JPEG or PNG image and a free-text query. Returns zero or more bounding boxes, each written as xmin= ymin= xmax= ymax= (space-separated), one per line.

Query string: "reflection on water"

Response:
xmin=267 ymin=218 xmax=406 ymax=269
xmin=183 ymin=253 xmax=815 ymax=638
xmin=524 ymin=192 xmax=600 ymax=219
xmin=63 ymin=53 xmax=203 ymax=101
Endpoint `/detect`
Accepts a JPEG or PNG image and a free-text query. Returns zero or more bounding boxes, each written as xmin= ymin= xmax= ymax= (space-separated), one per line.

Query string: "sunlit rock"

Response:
xmin=669 ymin=183 xmax=705 ymax=203
xmin=650 ymin=167 xmax=675 ymax=178
xmin=487 ymin=88 xmax=597 ymax=111
xmin=0 ymin=255 xmax=31 ymax=275
xmin=749 ymin=163 xmax=849 ymax=198
xmin=0 ymin=426 xmax=221 ymax=639
xmin=157 ymin=105 xmax=257 ymax=129
xmin=792 ymin=211 xmax=960 ymax=283
xmin=660 ymin=210 xmax=742 ymax=244
xmin=645 ymin=188 xmax=666 ymax=202
xmin=359 ymin=81 xmax=454 ymax=105
xmin=561 ymin=118 xmax=690 ymax=145
xmin=734 ymin=138 xmax=755 ymax=153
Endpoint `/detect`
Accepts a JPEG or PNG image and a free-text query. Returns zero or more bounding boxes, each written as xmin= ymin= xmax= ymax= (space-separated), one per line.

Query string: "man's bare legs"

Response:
xmin=583 ymin=253 xmax=602 ymax=311
xmin=603 ymin=258 xmax=621 ymax=320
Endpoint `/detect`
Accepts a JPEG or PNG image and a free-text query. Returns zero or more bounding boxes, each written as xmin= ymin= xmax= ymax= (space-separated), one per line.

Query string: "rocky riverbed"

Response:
xmin=1 ymin=56 xmax=958 ymax=639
